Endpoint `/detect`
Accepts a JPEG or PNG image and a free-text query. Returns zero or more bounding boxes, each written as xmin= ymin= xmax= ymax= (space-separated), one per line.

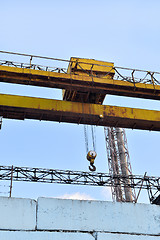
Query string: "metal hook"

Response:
xmin=89 ymin=163 xmax=96 ymax=172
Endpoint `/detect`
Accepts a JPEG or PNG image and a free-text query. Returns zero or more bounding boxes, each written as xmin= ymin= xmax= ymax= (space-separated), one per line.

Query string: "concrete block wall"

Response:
xmin=0 ymin=197 xmax=159 ymax=239
xmin=0 ymin=197 xmax=36 ymax=230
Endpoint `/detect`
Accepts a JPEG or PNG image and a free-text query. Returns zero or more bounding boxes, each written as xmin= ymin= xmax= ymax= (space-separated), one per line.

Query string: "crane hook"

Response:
xmin=86 ymin=150 xmax=97 ymax=172
xmin=89 ymin=163 xmax=96 ymax=172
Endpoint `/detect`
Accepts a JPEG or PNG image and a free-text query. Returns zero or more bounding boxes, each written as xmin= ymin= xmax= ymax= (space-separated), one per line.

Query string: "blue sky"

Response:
xmin=0 ymin=0 xmax=160 ymax=203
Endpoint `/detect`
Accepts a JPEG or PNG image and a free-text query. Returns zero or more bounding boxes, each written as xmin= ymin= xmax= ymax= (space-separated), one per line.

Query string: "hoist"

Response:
xmin=87 ymin=150 xmax=97 ymax=171
xmin=84 ymin=125 xmax=97 ymax=171
xmin=0 ymin=51 xmax=160 ymax=204
xmin=62 ymin=57 xmax=114 ymax=171
xmin=1 ymin=51 xmax=160 ymax=173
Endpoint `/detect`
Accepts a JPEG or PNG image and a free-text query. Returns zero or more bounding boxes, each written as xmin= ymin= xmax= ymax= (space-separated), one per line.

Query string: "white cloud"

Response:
xmin=101 ymin=187 xmax=112 ymax=200
xmin=58 ymin=192 xmax=94 ymax=200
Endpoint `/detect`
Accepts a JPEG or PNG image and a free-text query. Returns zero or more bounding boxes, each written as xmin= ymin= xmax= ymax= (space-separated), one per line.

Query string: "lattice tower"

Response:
xmin=104 ymin=127 xmax=136 ymax=202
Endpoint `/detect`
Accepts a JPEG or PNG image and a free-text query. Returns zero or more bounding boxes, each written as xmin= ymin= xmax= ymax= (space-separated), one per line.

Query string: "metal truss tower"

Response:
xmin=104 ymin=127 xmax=136 ymax=202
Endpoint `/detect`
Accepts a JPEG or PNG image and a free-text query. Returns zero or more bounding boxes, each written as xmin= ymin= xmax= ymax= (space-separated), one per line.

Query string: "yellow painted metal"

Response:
xmin=64 ymin=58 xmax=115 ymax=104
xmin=68 ymin=57 xmax=115 ymax=76
xmin=0 ymin=93 xmax=160 ymax=131
xmin=0 ymin=65 xmax=160 ymax=100
xmin=87 ymin=151 xmax=97 ymax=163
xmin=87 ymin=150 xmax=97 ymax=172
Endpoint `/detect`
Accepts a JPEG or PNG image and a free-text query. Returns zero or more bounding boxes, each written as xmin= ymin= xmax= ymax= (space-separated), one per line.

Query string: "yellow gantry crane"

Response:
xmin=0 ymin=52 xmax=160 ymax=131
xmin=0 ymin=51 xmax=160 ymax=202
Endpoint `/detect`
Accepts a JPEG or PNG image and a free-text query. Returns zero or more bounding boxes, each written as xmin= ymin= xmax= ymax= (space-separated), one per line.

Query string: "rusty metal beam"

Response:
xmin=0 ymin=93 xmax=160 ymax=131
xmin=1 ymin=65 xmax=160 ymax=100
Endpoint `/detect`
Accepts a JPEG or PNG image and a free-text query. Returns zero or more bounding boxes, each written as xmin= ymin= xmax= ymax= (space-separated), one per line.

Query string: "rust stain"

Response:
xmin=121 ymin=107 xmax=127 ymax=117
xmin=107 ymin=106 xmax=116 ymax=117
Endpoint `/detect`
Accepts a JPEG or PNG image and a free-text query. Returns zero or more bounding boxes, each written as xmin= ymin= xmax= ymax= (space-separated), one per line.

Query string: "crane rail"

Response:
xmin=0 ymin=165 xmax=159 ymax=191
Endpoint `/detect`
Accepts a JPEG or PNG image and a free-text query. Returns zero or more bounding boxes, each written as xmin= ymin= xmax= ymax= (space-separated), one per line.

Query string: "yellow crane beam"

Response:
xmin=0 ymin=93 xmax=160 ymax=131
xmin=0 ymin=65 xmax=160 ymax=101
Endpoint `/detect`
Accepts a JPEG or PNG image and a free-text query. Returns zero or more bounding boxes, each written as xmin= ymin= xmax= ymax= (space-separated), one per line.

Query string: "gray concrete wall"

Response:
xmin=0 ymin=197 xmax=36 ymax=230
xmin=0 ymin=197 xmax=159 ymax=239
xmin=37 ymin=197 xmax=160 ymax=235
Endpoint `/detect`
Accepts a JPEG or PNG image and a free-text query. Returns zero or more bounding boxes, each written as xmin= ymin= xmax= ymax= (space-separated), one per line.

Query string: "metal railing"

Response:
xmin=0 ymin=50 xmax=160 ymax=85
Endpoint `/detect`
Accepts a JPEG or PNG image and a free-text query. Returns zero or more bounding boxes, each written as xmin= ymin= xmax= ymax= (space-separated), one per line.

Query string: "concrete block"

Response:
xmin=0 ymin=197 xmax=36 ymax=230
xmin=98 ymin=233 xmax=160 ymax=240
xmin=0 ymin=231 xmax=94 ymax=240
xmin=37 ymin=197 xmax=160 ymax=235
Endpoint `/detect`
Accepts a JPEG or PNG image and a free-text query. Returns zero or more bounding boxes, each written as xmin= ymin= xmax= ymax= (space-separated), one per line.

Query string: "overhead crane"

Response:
xmin=0 ymin=51 xmax=160 ymax=204
xmin=0 ymin=52 xmax=160 ymax=131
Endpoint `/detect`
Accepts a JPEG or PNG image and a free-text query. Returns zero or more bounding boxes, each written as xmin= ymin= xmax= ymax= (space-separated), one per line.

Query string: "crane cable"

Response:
xmin=84 ymin=125 xmax=96 ymax=154
xmin=80 ymin=62 xmax=97 ymax=171
xmin=84 ymin=125 xmax=89 ymax=153
xmin=84 ymin=125 xmax=97 ymax=171
xmin=91 ymin=125 xmax=96 ymax=152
